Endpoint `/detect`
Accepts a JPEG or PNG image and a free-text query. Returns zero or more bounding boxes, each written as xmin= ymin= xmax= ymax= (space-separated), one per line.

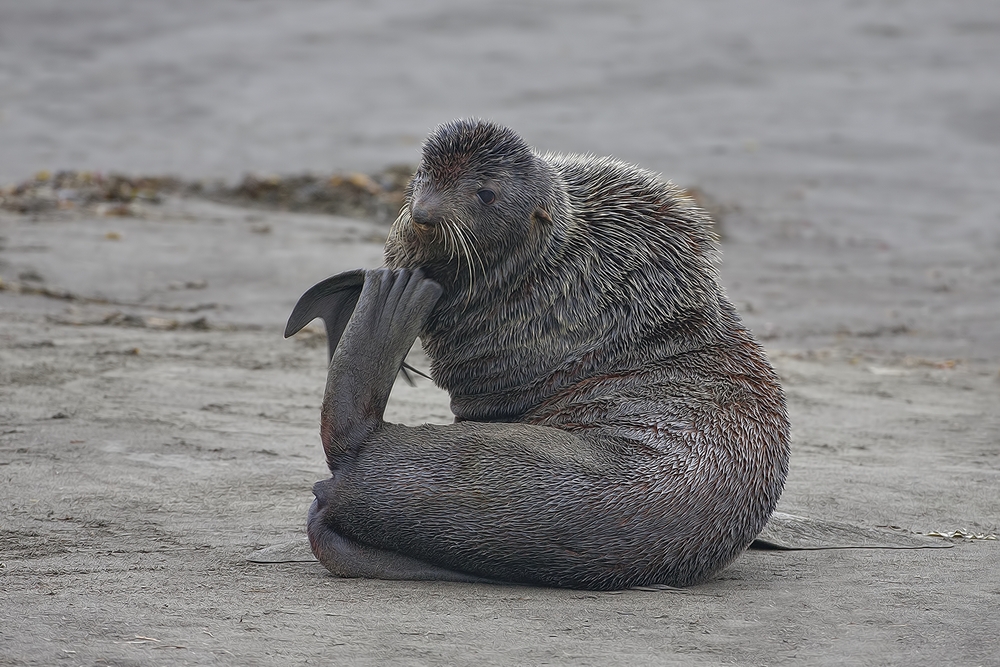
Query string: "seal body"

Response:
xmin=297 ymin=119 xmax=790 ymax=589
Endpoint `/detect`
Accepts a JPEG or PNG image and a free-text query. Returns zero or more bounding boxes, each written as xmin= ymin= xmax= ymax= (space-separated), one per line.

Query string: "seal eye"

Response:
xmin=476 ymin=189 xmax=496 ymax=206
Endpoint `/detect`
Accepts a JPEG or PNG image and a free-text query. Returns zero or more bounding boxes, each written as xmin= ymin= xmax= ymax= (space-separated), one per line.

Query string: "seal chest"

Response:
xmin=293 ymin=119 xmax=790 ymax=589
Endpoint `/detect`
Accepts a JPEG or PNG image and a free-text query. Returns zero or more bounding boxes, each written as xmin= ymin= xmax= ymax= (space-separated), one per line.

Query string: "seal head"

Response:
xmin=387 ymin=119 xmax=732 ymax=425
xmin=386 ymin=120 xmax=567 ymax=295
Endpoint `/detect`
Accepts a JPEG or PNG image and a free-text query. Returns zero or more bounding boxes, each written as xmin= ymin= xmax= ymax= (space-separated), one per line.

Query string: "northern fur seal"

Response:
xmin=285 ymin=119 xmax=790 ymax=590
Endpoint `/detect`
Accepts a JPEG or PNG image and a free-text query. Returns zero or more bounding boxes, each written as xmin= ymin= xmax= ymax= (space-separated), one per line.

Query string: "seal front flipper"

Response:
xmin=751 ymin=511 xmax=952 ymax=550
xmin=284 ymin=269 xmax=365 ymax=361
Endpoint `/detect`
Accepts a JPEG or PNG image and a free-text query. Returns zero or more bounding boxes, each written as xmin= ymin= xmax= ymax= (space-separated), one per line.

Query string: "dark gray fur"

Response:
xmin=293 ymin=119 xmax=790 ymax=590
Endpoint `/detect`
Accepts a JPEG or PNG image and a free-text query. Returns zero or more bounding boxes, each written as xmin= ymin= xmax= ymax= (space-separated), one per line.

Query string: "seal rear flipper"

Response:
xmin=311 ymin=530 xmax=496 ymax=583
xmin=284 ymin=269 xmax=366 ymax=361
xmin=307 ymin=496 xmax=494 ymax=583
xmin=246 ymin=537 xmax=316 ymax=563
xmin=751 ymin=511 xmax=952 ymax=550
xmin=317 ymin=269 xmax=442 ymax=464
xmin=285 ymin=270 xmax=432 ymax=385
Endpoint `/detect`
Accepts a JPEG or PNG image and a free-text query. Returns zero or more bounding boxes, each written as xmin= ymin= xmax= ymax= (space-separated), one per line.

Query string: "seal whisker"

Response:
xmin=438 ymin=220 xmax=452 ymax=262
xmin=453 ymin=222 xmax=478 ymax=306
xmin=458 ymin=222 xmax=487 ymax=295
xmin=445 ymin=222 xmax=462 ymax=283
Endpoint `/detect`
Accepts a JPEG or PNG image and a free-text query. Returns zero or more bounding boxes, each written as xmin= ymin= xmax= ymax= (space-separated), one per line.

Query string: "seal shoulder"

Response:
xmin=543 ymin=151 xmax=715 ymax=240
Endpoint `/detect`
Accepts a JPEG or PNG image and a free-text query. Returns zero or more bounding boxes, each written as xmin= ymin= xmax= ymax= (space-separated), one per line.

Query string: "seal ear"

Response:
xmin=532 ymin=207 xmax=553 ymax=226
xmin=284 ymin=269 xmax=366 ymax=362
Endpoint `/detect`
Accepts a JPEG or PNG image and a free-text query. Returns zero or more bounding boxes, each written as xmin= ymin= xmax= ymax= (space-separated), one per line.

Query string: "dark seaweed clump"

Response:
xmin=0 ymin=166 xmax=415 ymax=223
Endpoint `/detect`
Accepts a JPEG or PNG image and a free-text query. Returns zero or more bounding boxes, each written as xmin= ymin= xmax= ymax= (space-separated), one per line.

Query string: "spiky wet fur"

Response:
xmin=371 ymin=119 xmax=790 ymax=588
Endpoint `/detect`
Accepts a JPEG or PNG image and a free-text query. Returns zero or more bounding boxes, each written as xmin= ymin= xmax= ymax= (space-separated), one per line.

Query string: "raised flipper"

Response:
xmin=285 ymin=269 xmax=430 ymax=384
xmin=277 ymin=268 xmax=460 ymax=579
xmin=314 ymin=268 xmax=442 ymax=467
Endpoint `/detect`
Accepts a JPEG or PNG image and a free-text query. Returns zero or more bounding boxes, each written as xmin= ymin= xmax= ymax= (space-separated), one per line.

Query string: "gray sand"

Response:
xmin=1 ymin=1 xmax=998 ymax=665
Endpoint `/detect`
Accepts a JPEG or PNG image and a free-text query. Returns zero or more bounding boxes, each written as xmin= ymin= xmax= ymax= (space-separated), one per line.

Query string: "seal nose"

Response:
xmin=411 ymin=205 xmax=435 ymax=228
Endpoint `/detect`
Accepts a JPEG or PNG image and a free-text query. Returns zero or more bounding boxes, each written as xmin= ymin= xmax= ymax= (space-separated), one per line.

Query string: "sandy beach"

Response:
xmin=1 ymin=1 xmax=998 ymax=664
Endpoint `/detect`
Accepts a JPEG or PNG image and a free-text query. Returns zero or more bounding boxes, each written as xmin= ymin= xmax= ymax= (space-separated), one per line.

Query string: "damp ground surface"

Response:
xmin=2 ymin=1 xmax=999 ymax=665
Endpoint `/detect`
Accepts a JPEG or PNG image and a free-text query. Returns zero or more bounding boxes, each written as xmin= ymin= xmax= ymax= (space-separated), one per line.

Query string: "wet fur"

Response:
xmin=299 ymin=119 xmax=790 ymax=589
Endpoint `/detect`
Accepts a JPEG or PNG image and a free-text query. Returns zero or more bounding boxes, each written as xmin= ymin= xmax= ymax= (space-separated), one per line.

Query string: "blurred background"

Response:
xmin=2 ymin=0 xmax=998 ymax=357
xmin=4 ymin=1 xmax=997 ymax=182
